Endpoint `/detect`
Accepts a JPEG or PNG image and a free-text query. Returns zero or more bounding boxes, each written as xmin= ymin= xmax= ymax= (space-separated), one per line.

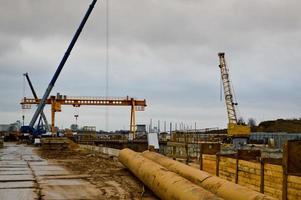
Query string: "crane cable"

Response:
xmin=105 ymin=0 xmax=110 ymax=132
xmin=22 ymin=74 xmax=26 ymax=125
xmin=220 ymin=75 xmax=223 ymax=101
xmin=227 ymin=62 xmax=243 ymax=122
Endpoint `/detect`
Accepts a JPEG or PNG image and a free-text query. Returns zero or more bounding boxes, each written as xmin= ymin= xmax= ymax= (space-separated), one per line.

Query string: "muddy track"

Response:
xmin=38 ymin=148 xmax=157 ymax=200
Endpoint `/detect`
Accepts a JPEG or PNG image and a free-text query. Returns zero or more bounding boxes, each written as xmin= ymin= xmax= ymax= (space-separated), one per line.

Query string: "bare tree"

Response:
xmin=237 ymin=117 xmax=246 ymax=125
xmin=247 ymin=118 xmax=257 ymax=127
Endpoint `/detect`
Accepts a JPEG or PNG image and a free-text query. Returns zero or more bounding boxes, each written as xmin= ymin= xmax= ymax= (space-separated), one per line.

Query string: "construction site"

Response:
xmin=1 ymin=0 xmax=301 ymax=200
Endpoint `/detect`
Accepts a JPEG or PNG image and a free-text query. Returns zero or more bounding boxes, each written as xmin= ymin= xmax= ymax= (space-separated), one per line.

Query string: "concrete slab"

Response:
xmin=22 ymin=155 xmax=44 ymax=162
xmin=34 ymin=170 xmax=71 ymax=176
xmin=0 ymin=168 xmax=30 ymax=171
xmin=0 ymin=188 xmax=38 ymax=200
xmin=41 ymin=184 xmax=104 ymax=200
xmin=31 ymin=165 xmax=66 ymax=171
xmin=0 ymin=161 xmax=27 ymax=165
xmin=0 ymin=181 xmax=35 ymax=189
xmin=41 ymin=178 xmax=87 ymax=186
xmin=0 ymin=157 xmax=21 ymax=161
xmin=0 ymin=143 xmax=105 ymax=200
xmin=0 ymin=170 xmax=32 ymax=175
xmin=38 ymin=174 xmax=90 ymax=180
xmin=28 ymin=161 xmax=49 ymax=166
xmin=0 ymin=174 xmax=34 ymax=181
xmin=0 ymin=165 xmax=28 ymax=168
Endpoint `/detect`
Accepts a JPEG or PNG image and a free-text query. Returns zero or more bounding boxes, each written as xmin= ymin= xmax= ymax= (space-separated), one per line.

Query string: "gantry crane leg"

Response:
xmin=130 ymin=99 xmax=136 ymax=139
xmin=51 ymin=104 xmax=56 ymax=134
xmin=51 ymin=100 xmax=61 ymax=135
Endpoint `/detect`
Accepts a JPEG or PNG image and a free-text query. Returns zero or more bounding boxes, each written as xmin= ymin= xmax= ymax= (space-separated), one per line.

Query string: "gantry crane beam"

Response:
xmin=21 ymin=95 xmax=146 ymax=137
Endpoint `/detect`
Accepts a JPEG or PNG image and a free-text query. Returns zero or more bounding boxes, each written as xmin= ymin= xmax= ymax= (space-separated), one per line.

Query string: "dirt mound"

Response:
xmin=254 ymin=119 xmax=301 ymax=133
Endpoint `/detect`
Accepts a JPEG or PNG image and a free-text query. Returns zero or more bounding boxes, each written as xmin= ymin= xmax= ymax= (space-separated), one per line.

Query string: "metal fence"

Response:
xmin=250 ymin=132 xmax=301 ymax=148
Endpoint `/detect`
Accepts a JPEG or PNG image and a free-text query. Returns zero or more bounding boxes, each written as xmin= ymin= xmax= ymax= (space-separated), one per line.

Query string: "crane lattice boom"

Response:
xmin=218 ymin=52 xmax=237 ymax=124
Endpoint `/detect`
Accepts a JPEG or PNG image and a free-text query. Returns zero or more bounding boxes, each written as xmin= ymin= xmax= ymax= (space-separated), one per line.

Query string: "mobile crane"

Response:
xmin=218 ymin=52 xmax=251 ymax=141
xmin=23 ymin=73 xmax=50 ymax=133
xmin=20 ymin=0 xmax=98 ymax=137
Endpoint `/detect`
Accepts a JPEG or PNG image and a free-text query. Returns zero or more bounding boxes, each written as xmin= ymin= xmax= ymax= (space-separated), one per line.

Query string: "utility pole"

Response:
xmin=149 ymin=118 xmax=152 ymax=133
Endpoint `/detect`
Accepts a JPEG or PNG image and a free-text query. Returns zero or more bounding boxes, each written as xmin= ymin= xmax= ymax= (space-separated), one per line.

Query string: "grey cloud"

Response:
xmin=0 ymin=0 xmax=300 ymax=130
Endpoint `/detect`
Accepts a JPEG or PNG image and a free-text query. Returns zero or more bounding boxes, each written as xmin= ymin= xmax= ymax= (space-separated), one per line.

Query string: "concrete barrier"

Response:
xmin=79 ymin=145 xmax=120 ymax=157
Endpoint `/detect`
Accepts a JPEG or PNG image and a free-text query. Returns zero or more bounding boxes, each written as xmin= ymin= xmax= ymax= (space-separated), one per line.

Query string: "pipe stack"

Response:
xmin=119 ymin=148 xmax=221 ymax=200
xmin=119 ymin=148 xmax=276 ymax=200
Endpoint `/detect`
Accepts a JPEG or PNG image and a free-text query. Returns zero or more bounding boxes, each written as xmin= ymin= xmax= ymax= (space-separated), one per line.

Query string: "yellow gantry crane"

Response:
xmin=21 ymin=94 xmax=146 ymax=138
xmin=218 ymin=52 xmax=251 ymax=138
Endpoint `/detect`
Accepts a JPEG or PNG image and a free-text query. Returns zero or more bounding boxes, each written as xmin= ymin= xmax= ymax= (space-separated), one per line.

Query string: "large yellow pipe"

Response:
xmin=142 ymin=151 xmax=276 ymax=200
xmin=119 ymin=148 xmax=222 ymax=200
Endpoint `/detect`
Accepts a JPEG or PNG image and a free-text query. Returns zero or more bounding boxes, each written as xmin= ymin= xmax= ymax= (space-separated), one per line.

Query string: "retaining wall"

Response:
xmin=198 ymin=155 xmax=301 ymax=200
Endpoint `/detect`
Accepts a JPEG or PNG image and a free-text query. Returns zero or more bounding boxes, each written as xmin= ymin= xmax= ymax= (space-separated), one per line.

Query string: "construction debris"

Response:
xmin=41 ymin=137 xmax=70 ymax=150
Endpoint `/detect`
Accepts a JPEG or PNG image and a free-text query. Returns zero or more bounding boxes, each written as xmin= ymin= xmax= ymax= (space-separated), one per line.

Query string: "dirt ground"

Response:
xmin=37 ymin=147 xmax=157 ymax=200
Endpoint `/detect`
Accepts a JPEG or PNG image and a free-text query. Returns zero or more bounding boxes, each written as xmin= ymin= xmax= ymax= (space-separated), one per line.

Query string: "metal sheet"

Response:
xmin=147 ymin=133 xmax=159 ymax=149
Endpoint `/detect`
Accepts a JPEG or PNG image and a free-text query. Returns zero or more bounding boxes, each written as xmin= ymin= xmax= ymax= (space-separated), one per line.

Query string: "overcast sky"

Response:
xmin=0 ymin=0 xmax=300 ymax=131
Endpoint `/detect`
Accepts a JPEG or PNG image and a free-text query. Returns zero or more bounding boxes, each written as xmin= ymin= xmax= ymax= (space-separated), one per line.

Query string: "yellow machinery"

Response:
xmin=218 ymin=52 xmax=251 ymax=137
xmin=21 ymin=94 xmax=146 ymax=138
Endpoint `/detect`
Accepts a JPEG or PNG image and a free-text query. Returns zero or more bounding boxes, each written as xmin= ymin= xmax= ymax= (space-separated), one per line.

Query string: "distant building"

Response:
xmin=70 ymin=124 xmax=78 ymax=131
xmin=136 ymin=124 xmax=146 ymax=133
xmin=0 ymin=121 xmax=21 ymax=139
xmin=82 ymin=126 xmax=96 ymax=132
xmin=0 ymin=121 xmax=21 ymax=132
xmin=0 ymin=125 xmax=10 ymax=132
xmin=159 ymin=132 xmax=170 ymax=141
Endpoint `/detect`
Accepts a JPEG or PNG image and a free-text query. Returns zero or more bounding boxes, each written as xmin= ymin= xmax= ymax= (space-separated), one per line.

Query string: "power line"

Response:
xmin=105 ymin=0 xmax=110 ymax=131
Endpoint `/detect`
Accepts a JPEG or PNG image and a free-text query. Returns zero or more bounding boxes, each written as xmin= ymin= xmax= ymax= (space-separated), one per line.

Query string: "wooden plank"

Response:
xmin=237 ymin=149 xmax=261 ymax=161
xmin=285 ymin=140 xmax=301 ymax=176
xmin=262 ymin=158 xmax=282 ymax=165
xmin=201 ymin=143 xmax=221 ymax=155
xmin=216 ymin=153 xmax=220 ymax=177
xmin=235 ymin=154 xmax=239 ymax=184
xmin=282 ymin=141 xmax=288 ymax=200
xmin=200 ymin=146 xmax=203 ymax=170
xmin=260 ymin=159 xmax=264 ymax=193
